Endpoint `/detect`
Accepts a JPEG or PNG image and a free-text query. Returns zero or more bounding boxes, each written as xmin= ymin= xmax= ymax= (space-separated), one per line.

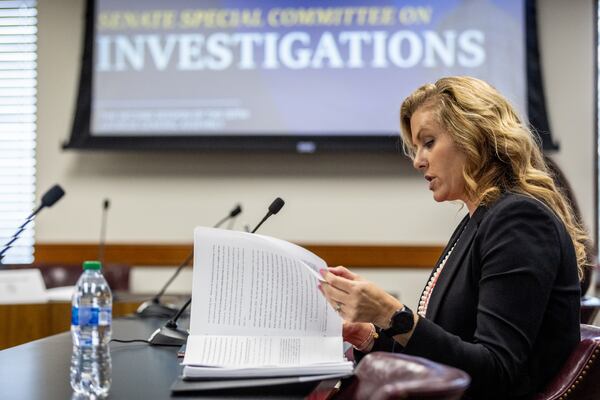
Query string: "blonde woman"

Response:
xmin=320 ymin=76 xmax=586 ymax=399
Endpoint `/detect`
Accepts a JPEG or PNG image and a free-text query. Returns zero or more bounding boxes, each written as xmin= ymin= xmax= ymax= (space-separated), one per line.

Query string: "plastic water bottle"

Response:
xmin=70 ymin=260 xmax=112 ymax=397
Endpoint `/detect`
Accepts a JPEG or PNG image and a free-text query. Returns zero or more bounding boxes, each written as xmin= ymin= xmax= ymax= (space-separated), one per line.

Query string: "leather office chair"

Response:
xmin=40 ymin=264 xmax=81 ymax=288
xmin=4 ymin=263 xmax=130 ymax=291
xmin=335 ymin=352 xmax=470 ymax=400
xmin=534 ymin=324 xmax=600 ymax=400
xmin=41 ymin=263 xmax=130 ymax=291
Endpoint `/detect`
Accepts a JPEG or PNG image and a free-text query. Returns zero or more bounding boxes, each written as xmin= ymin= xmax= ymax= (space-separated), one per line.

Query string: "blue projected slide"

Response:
xmin=91 ymin=0 xmax=526 ymax=137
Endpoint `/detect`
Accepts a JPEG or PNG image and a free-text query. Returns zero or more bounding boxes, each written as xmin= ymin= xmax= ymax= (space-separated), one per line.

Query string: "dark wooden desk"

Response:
xmin=0 ymin=317 xmax=338 ymax=399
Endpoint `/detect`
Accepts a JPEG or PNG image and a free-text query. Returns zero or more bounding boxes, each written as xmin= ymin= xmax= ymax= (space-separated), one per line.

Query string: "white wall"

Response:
xmin=538 ymin=0 xmax=596 ymax=236
xmin=35 ymin=0 xmax=595 ymax=254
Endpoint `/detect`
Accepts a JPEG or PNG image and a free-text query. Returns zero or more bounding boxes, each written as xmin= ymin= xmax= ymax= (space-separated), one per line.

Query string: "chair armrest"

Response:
xmin=343 ymin=352 xmax=470 ymax=400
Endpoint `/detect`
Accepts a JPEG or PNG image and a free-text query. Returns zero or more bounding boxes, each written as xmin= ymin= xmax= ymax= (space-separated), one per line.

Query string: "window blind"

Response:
xmin=0 ymin=0 xmax=36 ymax=264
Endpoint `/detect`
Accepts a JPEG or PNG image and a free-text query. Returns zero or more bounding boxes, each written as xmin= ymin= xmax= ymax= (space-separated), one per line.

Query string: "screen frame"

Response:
xmin=64 ymin=0 xmax=557 ymax=153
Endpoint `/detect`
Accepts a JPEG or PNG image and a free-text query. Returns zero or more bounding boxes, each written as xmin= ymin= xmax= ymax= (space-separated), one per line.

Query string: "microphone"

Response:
xmin=251 ymin=197 xmax=285 ymax=233
xmin=98 ymin=199 xmax=110 ymax=266
xmin=41 ymin=185 xmax=65 ymax=207
xmin=215 ymin=204 xmax=241 ymax=228
xmin=149 ymin=199 xmax=284 ymax=346
xmin=136 ymin=204 xmax=242 ymax=318
xmin=0 ymin=184 xmax=65 ymax=264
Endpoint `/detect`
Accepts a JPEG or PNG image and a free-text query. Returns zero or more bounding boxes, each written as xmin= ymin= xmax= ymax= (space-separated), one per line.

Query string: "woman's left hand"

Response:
xmin=319 ymin=266 xmax=402 ymax=328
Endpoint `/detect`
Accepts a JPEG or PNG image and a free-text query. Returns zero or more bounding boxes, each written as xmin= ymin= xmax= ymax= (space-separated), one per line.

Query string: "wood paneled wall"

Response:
xmin=35 ymin=243 xmax=443 ymax=269
xmin=0 ymin=301 xmax=142 ymax=350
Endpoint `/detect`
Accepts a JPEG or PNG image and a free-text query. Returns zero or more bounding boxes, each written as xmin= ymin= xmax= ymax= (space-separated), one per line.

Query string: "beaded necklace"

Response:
xmin=417 ymin=230 xmax=464 ymax=317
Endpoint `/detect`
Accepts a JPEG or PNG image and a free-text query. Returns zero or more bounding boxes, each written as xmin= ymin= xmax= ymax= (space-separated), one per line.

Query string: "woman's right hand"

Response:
xmin=320 ymin=266 xmax=401 ymax=328
xmin=343 ymin=321 xmax=376 ymax=352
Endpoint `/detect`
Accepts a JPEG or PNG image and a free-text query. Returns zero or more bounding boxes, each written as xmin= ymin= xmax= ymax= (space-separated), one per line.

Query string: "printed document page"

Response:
xmin=184 ymin=227 xmax=348 ymax=371
xmin=183 ymin=335 xmax=346 ymax=367
xmin=189 ymin=227 xmax=341 ymax=338
xmin=255 ymin=233 xmax=327 ymax=280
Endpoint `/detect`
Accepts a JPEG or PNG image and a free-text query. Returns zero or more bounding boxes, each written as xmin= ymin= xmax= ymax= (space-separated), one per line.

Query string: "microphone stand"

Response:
xmin=0 ymin=206 xmax=43 ymax=264
xmin=0 ymin=184 xmax=65 ymax=264
xmin=135 ymin=252 xmax=193 ymax=318
xmin=148 ymin=298 xmax=191 ymax=346
xmin=98 ymin=199 xmax=110 ymax=266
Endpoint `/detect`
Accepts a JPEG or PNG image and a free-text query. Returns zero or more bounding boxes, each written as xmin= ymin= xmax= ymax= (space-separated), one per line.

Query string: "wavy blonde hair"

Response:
xmin=400 ymin=76 xmax=589 ymax=279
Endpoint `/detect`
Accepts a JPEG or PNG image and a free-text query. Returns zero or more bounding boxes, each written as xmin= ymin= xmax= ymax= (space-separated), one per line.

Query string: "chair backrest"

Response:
xmin=335 ymin=352 xmax=470 ymax=400
xmin=4 ymin=263 xmax=131 ymax=291
xmin=580 ymin=297 xmax=600 ymax=325
xmin=534 ymin=324 xmax=600 ymax=400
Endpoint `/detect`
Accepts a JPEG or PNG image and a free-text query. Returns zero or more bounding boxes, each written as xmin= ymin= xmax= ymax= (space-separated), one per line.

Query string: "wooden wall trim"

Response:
xmin=34 ymin=243 xmax=444 ymax=269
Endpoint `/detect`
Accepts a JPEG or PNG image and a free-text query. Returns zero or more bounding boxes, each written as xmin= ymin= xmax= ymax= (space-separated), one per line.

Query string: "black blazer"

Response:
xmin=359 ymin=193 xmax=581 ymax=399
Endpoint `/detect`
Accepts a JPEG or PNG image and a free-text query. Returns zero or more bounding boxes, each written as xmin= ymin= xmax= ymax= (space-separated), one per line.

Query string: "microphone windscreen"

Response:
xmin=230 ymin=204 xmax=242 ymax=217
xmin=103 ymin=198 xmax=110 ymax=210
xmin=268 ymin=197 xmax=285 ymax=215
xmin=41 ymin=184 xmax=65 ymax=208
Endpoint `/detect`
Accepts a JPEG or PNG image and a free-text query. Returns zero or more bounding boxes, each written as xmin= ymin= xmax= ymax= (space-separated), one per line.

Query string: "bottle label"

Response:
xmin=71 ymin=306 xmax=112 ymax=326
xmin=99 ymin=307 xmax=112 ymax=326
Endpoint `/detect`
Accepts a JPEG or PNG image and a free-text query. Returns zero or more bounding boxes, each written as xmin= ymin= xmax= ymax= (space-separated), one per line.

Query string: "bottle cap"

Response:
xmin=83 ymin=260 xmax=102 ymax=270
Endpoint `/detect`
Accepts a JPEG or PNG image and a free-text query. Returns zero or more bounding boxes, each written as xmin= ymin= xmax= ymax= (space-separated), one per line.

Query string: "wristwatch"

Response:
xmin=382 ymin=305 xmax=414 ymax=336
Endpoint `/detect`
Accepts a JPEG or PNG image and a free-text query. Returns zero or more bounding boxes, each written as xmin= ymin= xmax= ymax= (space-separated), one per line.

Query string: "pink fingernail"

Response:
xmin=319 ymin=269 xmax=327 ymax=277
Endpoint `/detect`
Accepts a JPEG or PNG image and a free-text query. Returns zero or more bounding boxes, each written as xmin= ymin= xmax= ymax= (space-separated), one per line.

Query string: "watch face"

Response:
xmin=386 ymin=307 xmax=414 ymax=335
xmin=394 ymin=310 xmax=414 ymax=333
